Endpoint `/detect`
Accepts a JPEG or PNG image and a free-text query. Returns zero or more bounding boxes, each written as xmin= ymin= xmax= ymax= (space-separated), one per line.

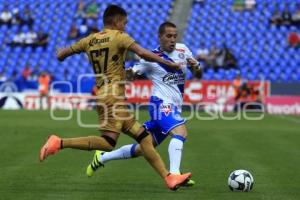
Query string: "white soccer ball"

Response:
xmin=228 ymin=169 xmax=254 ymax=192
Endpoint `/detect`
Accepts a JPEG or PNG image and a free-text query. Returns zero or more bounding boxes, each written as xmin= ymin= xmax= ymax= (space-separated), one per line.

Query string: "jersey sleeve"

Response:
xmin=131 ymin=59 xmax=153 ymax=75
xmin=117 ymin=32 xmax=135 ymax=50
xmin=70 ymin=36 xmax=90 ymax=53
xmin=183 ymin=44 xmax=194 ymax=59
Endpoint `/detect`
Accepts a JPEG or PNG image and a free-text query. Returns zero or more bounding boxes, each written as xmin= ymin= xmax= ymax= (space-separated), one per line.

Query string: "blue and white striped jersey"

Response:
xmin=132 ymin=43 xmax=197 ymax=111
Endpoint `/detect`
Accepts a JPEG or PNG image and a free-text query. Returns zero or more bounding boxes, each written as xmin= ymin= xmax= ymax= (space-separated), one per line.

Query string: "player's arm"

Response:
xmin=129 ymin=43 xmax=181 ymax=70
xmin=56 ymin=47 xmax=75 ymax=62
xmin=187 ymin=58 xmax=202 ymax=79
xmin=126 ymin=61 xmax=148 ymax=81
xmin=57 ymin=36 xmax=89 ymax=62
xmin=183 ymin=44 xmax=202 ymax=79
xmin=126 ymin=68 xmax=145 ymax=81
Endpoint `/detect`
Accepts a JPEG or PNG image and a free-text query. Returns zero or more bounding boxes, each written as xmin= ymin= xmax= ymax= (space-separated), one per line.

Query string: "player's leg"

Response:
xmin=86 ymin=121 xmax=165 ymax=177
xmin=46 ymin=94 xmax=50 ymax=109
xmin=125 ymin=122 xmax=169 ymax=158
xmin=85 ymin=124 xmax=192 ymax=189
xmin=168 ymin=124 xmax=187 ymax=174
xmin=85 ymin=101 xmax=191 ymax=190
xmin=92 ymin=143 xmax=142 ymax=166
xmin=151 ymin=100 xmax=187 ymax=174
xmin=122 ymin=124 xmax=169 ymax=158
xmin=39 ymin=97 xmax=122 ymax=161
xmin=124 ymin=119 xmax=191 ymax=190
xmin=152 ymin=100 xmax=195 ymax=187
xmin=97 ymin=129 xmax=166 ymax=164
xmin=166 ymin=120 xmax=195 ymax=186
xmin=39 ymin=94 xmax=44 ymax=110
xmin=95 ymin=121 xmax=163 ymax=165
xmin=62 ymin=131 xmax=118 ymax=151
xmin=39 ymin=131 xmax=119 ymax=162
xmin=85 ymin=131 xmax=121 ymax=172
xmin=85 ymin=122 xmax=168 ymax=178
xmin=143 ymin=122 xmax=195 ymax=187
xmin=85 ymin=102 xmax=142 ymax=175
xmin=87 ymin=143 xmax=141 ymax=177
xmin=123 ymin=120 xmax=168 ymax=179
xmin=143 ymin=121 xmax=188 ymax=173
xmin=88 ymin=124 xmax=194 ymax=187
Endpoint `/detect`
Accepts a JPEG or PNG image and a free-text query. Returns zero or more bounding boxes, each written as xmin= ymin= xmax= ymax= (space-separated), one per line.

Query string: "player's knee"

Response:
xmin=171 ymin=125 xmax=188 ymax=138
xmin=181 ymin=132 xmax=188 ymax=138
xmin=135 ymin=129 xmax=150 ymax=144
xmin=172 ymin=132 xmax=187 ymax=138
xmin=101 ymin=135 xmax=116 ymax=151
xmin=171 ymin=134 xmax=187 ymax=143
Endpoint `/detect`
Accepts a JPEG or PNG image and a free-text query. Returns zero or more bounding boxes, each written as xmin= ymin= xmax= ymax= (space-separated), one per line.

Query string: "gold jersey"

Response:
xmin=70 ymin=29 xmax=140 ymax=135
xmin=70 ymin=28 xmax=135 ymax=89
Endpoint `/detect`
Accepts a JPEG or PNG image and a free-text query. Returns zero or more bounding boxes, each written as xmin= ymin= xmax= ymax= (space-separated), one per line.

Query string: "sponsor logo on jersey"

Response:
xmin=162 ymin=73 xmax=185 ymax=85
xmin=89 ymin=37 xmax=110 ymax=46
xmin=160 ymin=104 xmax=172 ymax=116
xmin=178 ymin=53 xmax=185 ymax=59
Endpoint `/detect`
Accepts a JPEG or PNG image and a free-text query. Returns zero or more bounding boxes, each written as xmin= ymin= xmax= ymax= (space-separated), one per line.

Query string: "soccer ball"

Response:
xmin=228 ymin=169 xmax=254 ymax=192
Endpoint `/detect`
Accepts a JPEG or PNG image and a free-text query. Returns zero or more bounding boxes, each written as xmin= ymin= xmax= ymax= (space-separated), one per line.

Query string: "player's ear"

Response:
xmin=158 ymin=33 xmax=163 ymax=41
xmin=115 ymin=16 xmax=125 ymax=25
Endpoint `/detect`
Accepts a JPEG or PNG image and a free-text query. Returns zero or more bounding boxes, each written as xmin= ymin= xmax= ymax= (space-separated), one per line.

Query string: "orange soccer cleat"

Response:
xmin=39 ymin=135 xmax=62 ymax=162
xmin=165 ymin=172 xmax=192 ymax=191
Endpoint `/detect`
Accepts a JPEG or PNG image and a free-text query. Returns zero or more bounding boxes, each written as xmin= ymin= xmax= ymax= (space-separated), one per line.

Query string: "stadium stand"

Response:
xmin=0 ymin=0 xmax=174 ymax=92
xmin=184 ymin=0 xmax=300 ymax=82
xmin=0 ymin=0 xmax=299 ymax=93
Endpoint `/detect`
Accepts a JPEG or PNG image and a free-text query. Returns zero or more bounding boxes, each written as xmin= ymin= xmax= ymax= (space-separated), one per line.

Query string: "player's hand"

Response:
xmin=187 ymin=58 xmax=202 ymax=79
xmin=126 ymin=69 xmax=136 ymax=81
xmin=187 ymin=58 xmax=199 ymax=68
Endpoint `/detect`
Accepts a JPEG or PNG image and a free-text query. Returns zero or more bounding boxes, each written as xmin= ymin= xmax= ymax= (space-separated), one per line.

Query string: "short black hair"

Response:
xmin=158 ymin=21 xmax=177 ymax=35
xmin=103 ymin=4 xmax=127 ymax=25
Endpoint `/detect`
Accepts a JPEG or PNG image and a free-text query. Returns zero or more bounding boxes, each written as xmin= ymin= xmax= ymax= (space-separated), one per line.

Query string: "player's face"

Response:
xmin=115 ymin=16 xmax=127 ymax=31
xmin=159 ymin=27 xmax=177 ymax=53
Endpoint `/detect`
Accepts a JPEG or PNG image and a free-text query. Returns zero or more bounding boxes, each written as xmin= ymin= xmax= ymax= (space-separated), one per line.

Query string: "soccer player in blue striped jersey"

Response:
xmin=86 ymin=22 xmax=201 ymax=186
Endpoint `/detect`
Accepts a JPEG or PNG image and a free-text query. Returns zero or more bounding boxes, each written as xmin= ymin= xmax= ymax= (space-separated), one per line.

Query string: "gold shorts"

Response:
xmin=95 ymin=83 xmax=141 ymax=137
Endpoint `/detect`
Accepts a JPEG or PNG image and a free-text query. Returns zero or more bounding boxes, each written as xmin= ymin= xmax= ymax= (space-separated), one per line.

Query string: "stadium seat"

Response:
xmin=183 ymin=0 xmax=300 ymax=82
xmin=0 ymin=0 xmax=299 ymax=85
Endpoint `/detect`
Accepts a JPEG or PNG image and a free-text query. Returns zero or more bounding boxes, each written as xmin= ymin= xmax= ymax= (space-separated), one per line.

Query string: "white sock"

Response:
xmin=168 ymin=135 xmax=185 ymax=174
xmin=100 ymin=144 xmax=137 ymax=164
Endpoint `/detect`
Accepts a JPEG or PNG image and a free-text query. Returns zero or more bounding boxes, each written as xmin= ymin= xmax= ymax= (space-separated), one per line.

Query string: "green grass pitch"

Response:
xmin=0 ymin=110 xmax=299 ymax=200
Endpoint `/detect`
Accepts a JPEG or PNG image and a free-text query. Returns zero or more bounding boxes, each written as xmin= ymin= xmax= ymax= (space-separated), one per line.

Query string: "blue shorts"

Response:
xmin=143 ymin=96 xmax=186 ymax=145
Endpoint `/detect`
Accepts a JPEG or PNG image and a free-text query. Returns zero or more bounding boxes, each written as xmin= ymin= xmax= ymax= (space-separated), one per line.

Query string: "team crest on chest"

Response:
xmin=160 ymin=104 xmax=172 ymax=116
xmin=178 ymin=53 xmax=185 ymax=59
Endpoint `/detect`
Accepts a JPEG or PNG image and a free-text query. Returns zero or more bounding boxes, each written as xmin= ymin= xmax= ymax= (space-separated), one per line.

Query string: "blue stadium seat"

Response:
xmin=0 ymin=0 xmax=299 ymax=83
xmin=183 ymin=0 xmax=300 ymax=82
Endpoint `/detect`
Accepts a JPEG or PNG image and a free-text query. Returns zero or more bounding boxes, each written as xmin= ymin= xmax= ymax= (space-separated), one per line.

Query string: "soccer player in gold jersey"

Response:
xmin=39 ymin=4 xmax=191 ymax=190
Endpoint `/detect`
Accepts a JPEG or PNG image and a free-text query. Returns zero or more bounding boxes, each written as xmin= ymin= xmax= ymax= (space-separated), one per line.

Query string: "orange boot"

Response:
xmin=39 ymin=135 xmax=62 ymax=162
xmin=165 ymin=172 xmax=192 ymax=190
